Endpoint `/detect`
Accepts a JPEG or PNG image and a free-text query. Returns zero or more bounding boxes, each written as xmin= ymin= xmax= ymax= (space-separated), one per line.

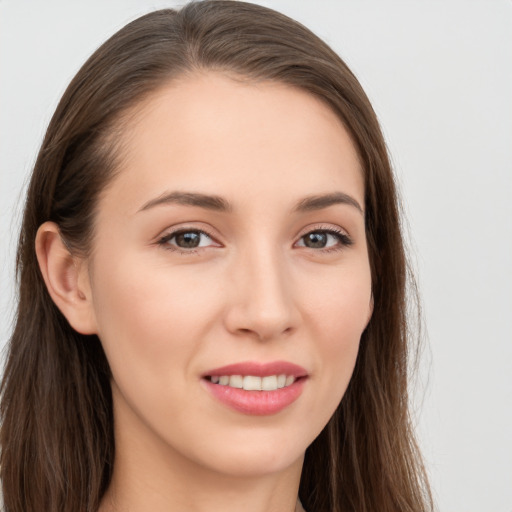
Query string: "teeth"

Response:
xmin=229 ymin=375 xmax=243 ymax=388
xmin=261 ymin=375 xmax=277 ymax=391
xmin=243 ymin=375 xmax=261 ymax=390
xmin=210 ymin=374 xmax=297 ymax=390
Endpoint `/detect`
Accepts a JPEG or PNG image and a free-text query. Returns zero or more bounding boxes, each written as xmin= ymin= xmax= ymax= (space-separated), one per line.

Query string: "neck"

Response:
xmin=100 ymin=448 xmax=303 ymax=512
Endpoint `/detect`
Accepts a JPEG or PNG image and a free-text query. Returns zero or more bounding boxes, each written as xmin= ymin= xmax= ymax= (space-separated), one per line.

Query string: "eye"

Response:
xmin=158 ymin=229 xmax=218 ymax=251
xmin=295 ymin=229 xmax=352 ymax=251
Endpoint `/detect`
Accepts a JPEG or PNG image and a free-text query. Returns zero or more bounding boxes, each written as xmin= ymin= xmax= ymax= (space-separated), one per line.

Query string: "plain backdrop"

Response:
xmin=1 ymin=1 xmax=511 ymax=511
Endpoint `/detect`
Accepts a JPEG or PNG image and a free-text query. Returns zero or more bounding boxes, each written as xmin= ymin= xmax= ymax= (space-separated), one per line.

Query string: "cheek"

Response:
xmin=88 ymin=252 xmax=224 ymax=377
xmin=303 ymin=260 xmax=371 ymax=405
xmin=303 ymin=257 xmax=372 ymax=341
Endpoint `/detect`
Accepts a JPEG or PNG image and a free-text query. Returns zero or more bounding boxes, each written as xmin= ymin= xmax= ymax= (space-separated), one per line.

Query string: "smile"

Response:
xmin=202 ymin=361 xmax=308 ymax=415
xmin=207 ymin=374 xmax=296 ymax=391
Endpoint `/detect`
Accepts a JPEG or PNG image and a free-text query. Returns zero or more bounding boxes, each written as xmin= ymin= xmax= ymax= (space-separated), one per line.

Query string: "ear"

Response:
xmin=35 ymin=222 xmax=97 ymax=335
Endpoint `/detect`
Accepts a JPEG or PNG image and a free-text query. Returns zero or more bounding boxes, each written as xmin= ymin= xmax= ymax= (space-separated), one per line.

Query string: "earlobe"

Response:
xmin=35 ymin=222 xmax=97 ymax=335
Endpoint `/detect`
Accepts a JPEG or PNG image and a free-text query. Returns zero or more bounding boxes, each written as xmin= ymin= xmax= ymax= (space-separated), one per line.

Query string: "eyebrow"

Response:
xmin=137 ymin=190 xmax=363 ymax=215
xmin=138 ymin=191 xmax=232 ymax=213
xmin=293 ymin=192 xmax=364 ymax=215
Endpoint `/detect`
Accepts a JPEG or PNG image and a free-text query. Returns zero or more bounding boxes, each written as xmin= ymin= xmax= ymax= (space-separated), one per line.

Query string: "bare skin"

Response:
xmin=36 ymin=72 xmax=372 ymax=512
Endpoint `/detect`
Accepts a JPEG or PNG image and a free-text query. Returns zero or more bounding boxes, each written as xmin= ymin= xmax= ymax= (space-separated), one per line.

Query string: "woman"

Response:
xmin=0 ymin=1 xmax=433 ymax=511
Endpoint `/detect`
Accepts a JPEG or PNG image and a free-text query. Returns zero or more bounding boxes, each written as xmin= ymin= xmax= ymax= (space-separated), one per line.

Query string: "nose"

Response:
xmin=223 ymin=245 xmax=299 ymax=342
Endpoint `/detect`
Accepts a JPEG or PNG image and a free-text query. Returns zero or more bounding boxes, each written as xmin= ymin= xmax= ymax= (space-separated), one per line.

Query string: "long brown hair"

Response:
xmin=1 ymin=2 xmax=433 ymax=511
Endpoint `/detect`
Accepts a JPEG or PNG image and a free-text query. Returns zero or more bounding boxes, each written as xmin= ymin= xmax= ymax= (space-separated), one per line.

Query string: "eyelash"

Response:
xmin=157 ymin=228 xmax=216 ymax=255
xmin=298 ymin=227 xmax=353 ymax=253
xmin=157 ymin=226 xmax=353 ymax=254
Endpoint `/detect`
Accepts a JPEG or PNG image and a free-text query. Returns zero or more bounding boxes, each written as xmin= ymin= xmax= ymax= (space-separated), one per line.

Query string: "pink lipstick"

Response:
xmin=201 ymin=361 xmax=307 ymax=415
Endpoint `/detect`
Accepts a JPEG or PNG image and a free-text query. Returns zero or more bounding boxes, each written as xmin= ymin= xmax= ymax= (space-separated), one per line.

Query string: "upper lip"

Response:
xmin=202 ymin=360 xmax=308 ymax=378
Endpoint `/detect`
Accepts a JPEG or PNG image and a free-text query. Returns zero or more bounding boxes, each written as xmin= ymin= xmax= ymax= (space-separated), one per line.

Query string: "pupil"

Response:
xmin=305 ymin=232 xmax=327 ymax=248
xmin=176 ymin=232 xmax=200 ymax=248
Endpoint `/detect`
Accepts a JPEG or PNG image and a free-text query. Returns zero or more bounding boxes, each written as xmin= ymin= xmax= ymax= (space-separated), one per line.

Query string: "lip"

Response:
xmin=202 ymin=360 xmax=308 ymax=378
xmin=201 ymin=360 xmax=308 ymax=416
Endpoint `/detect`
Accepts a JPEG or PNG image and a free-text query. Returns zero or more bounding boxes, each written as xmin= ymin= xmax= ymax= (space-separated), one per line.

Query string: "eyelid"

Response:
xmin=155 ymin=221 xmax=220 ymax=241
xmin=156 ymin=224 xmax=223 ymax=253
xmin=295 ymin=223 xmax=351 ymax=240
xmin=293 ymin=223 xmax=353 ymax=250
xmin=154 ymin=222 xmax=353 ymax=254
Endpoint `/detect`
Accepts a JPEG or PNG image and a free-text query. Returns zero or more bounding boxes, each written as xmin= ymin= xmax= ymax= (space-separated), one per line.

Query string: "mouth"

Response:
xmin=201 ymin=361 xmax=308 ymax=415
xmin=205 ymin=374 xmax=299 ymax=391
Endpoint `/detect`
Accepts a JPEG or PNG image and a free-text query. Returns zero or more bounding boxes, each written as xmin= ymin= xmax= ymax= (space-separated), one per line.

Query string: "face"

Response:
xmin=82 ymin=72 xmax=372 ymax=478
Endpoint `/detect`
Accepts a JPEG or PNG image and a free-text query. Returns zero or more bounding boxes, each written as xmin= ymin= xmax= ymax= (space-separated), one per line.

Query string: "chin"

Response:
xmin=188 ymin=429 xmax=308 ymax=477
xmin=209 ymin=450 xmax=303 ymax=478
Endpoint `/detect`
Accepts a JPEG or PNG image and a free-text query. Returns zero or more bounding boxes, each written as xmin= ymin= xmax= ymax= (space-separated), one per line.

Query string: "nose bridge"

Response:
xmin=226 ymin=239 xmax=297 ymax=340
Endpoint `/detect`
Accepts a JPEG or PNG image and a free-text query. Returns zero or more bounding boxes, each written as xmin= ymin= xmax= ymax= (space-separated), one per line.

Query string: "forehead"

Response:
xmin=100 ymin=72 xmax=364 ymax=214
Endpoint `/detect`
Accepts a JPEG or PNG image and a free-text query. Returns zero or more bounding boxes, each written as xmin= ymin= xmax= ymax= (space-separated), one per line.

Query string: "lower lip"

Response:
xmin=202 ymin=378 xmax=306 ymax=415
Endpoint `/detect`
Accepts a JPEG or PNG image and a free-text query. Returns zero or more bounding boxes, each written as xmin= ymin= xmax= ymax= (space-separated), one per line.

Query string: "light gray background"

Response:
xmin=1 ymin=1 xmax=511 ymax=511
